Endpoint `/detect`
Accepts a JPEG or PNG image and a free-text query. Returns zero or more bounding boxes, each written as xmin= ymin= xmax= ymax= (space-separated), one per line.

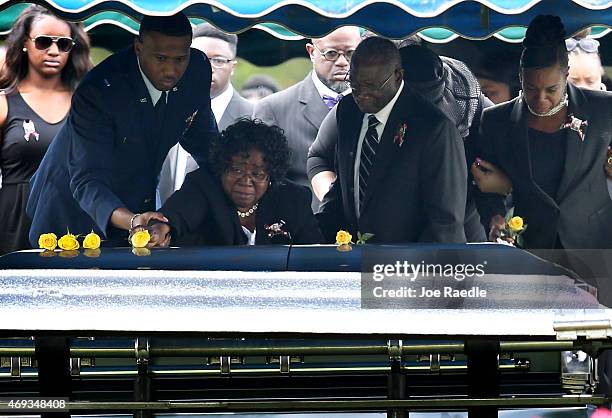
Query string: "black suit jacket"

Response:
xmin=476 ymin=84 xmax=612 ymax=249
xmin=27 ymin=47 xmax=217 ymax=244
xmin=160 ymin=168 xmax=323 ymax=245
xmin=317 ymin=85 xmax=467 ymax=243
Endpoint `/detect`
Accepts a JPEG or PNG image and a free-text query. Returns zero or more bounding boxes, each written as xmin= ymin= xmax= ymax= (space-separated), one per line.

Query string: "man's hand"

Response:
xmin=132 ymin=212 xmax=168 ymax=229
xmin=148 ymin=223 xmax=171 ymax=247
xmin=471 ymin=158 xmax=513 ymax=196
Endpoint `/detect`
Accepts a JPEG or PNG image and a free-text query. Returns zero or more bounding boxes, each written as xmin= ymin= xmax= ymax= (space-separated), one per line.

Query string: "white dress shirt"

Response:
xmin=241 ymin=226 xmax=257 ymax=245
xmin=138 ymin=59 xmax=168 ymax=106
xmin=353 ymin=81 xmax=404 ymax=219
xmin=173 ymin=84 xmax=234 ymax=191
xmin=311 ymin=71 xmax=350 ymax=101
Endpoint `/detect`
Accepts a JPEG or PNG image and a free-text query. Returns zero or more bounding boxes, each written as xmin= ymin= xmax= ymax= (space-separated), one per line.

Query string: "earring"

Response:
xmin=22 ymin=47 xmax=27 ymax=52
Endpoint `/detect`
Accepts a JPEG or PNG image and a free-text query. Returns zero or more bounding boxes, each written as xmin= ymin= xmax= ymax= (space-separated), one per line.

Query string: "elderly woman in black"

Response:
xmin=135 ymin=118 xmax=323 ymax=246
xmin=474 ymin=15 xmax=612 ymax=249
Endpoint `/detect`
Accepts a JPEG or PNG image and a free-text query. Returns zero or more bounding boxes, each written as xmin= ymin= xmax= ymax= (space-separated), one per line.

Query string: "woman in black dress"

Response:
xmin=134 ymin=118 xmax=323 ymax=246
xmin=473 ymin=15 xmax=612 ymax=249
xmin=0 ymin=5 xmax=91 ymax=255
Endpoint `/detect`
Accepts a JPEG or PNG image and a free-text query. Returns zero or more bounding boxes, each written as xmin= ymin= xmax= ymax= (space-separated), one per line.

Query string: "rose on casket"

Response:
xmin=38 ymin=233 xmax=58 ymax=251
xmin=38 ymin=230 xmax=101 ymax=253
xmin=58 ymin=232 xmax=80 ymax=251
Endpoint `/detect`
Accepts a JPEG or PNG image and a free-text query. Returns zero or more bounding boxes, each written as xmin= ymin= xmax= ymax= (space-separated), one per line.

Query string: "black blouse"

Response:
xmin=528 ymin=127 xmax=567 ymax=201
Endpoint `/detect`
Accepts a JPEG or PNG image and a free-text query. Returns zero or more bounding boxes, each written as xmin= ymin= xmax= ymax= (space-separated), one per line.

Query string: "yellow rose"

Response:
xmin=83 ymin=231 xmax=101 ymax=249
xmin=508 ymin=216 xmax=524 ymax=232
xmin=38 ymin=233 xmax=57 ymax=251
xmin=58 ymin=233 xmax=80 ymax=251
xmin=335 ymin=230 xmax=352 ymax=245
xmin=131 ymin=230 xmax=151 ymax=248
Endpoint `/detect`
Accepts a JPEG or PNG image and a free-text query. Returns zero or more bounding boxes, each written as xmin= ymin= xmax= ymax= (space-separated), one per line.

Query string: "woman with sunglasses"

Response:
xmin=473 ymin=15 xmax=612 ymax=249
xmin=567 ymin=37 xmax=608 ymax=92
xmin=0 ymin=5 xmax=91 ymax=255
xmin=132 ymin=118 xmax=323 ymax=247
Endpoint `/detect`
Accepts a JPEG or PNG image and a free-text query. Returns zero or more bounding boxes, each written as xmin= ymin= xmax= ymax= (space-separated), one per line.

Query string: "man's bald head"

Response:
xmin=349 ymin=36 xmax=403 ymax=114
xmin=306 ymin=26 xmax=362 ymax=93
xmin=351 ymin=36 xmax=401 ymax=73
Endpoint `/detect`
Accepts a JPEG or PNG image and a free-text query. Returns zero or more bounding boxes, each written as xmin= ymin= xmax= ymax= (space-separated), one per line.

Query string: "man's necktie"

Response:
xmin=155 ymin=91 xmax=167 ymax=122
xmin=322 ymin=94 xmax=343 ymax=109
xmin=359 ymin=115 xmax=380 ymax=208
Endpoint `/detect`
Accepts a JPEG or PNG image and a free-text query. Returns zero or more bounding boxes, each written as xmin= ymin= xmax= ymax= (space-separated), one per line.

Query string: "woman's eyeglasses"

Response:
xmin=31 ymin=35 xmax=75 ymax=53
xmin=565 ymin=38 xmax=600 ymax=53
xmin=226 ymin=166 xmax=269 ymax=183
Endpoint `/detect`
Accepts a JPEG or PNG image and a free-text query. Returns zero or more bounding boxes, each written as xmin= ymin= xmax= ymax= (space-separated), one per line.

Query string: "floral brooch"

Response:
xmin=264 ymin=220 xmax=292 ymax=243
xmin=560 ymin=114 xmax=588 ymax=142
xmin=393 ymin=123 xmax=408 ymax=147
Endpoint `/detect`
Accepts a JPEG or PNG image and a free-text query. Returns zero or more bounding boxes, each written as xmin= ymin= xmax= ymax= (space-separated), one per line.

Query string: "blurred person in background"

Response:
xmin=241 ymin=74 xmax=280 ymax=102
xmin=566 ymin=37 xmax=607 ymax=91
xmin=0 ymin=5 xmax=91 ymax=255
xmin=475 ymin=49 xmax=521 ymax=104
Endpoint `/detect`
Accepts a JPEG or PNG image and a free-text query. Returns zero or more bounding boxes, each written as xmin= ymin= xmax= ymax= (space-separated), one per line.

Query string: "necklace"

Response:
xmin=522 ymin=90 xmax=568 ymax=118
xmin=237 ymin=203 xmax=258 ymax=218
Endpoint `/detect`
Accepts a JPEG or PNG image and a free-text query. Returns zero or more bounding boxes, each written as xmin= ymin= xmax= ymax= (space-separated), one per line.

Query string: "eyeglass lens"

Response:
xmin=210 ymin=57 xmax=233 ymax=68
xmin=33 ymin=36 xmax=74 ymax=52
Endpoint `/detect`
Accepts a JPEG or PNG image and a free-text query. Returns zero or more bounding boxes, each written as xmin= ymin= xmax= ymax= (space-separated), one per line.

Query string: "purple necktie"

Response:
xmin=322 ymin=94 xmax=343 ymax=109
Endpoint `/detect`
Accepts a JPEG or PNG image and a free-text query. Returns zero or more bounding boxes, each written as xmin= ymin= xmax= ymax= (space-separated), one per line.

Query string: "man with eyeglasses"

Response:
xmin=158 ymin=23 xmax=253 ymax=205
xmin=316 ymin=36 xmax=467 ymax=244
xmin=27 ymin=13 xmax=218 ymax=246
xmin=253 ymin=26 xmax=361 ymax=212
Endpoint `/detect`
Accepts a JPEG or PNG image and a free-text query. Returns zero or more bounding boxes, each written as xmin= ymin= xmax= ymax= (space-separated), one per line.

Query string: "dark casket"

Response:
xmin=0 ymin=244 xmax=610 ymax=417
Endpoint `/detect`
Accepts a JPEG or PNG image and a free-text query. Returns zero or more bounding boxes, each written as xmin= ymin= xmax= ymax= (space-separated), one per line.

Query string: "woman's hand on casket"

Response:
xmin=148 ymin=223 xmax=171 ymax=247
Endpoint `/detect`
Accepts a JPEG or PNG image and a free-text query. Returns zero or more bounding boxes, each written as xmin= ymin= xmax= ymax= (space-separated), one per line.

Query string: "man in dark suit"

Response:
xmin=253 ymin=26 xmax=361 ymax=211
xmin=158 ymin=23 xmax=253 ymax=204
xmin=26 ymin=13 xmax=218 ymax=246
xmin=317 ymin=37 xmax=467 ymax=243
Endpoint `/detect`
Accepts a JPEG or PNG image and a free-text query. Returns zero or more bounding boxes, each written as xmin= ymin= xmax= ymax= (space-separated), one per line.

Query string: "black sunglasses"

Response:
xmin=31 ymin=35 xmax=75 ymax=53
